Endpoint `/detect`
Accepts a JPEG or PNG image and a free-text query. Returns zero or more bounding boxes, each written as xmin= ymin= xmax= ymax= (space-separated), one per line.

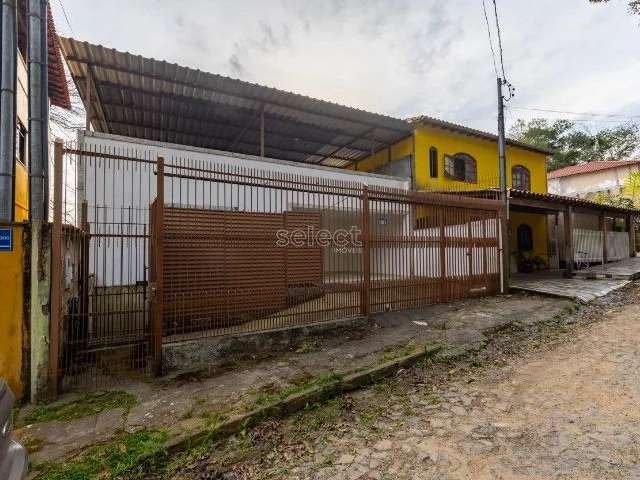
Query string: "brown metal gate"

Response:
xmin=50 ymin=141 xmax=503 ymax=393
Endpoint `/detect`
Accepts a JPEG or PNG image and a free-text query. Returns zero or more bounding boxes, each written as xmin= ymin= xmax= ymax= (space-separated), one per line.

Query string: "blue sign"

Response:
xmin=0 ymin=228 xmax=12 ymax=252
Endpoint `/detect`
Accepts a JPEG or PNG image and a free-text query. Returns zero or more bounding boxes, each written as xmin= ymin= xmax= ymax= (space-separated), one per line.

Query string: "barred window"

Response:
xmin=444 ymin=153 xmax=476 ymax=183
xmin=512 ymin=165 xmax=531 ymax=191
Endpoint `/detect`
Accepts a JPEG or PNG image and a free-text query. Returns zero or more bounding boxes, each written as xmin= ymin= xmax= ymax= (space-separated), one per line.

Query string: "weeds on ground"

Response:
xmin=19 ymin=391 xmax=137 ymax=426
xmin=254 ymin=371 xmax=344 ymax=407
xmin=35 ymin=429 xmax=168 ymax=480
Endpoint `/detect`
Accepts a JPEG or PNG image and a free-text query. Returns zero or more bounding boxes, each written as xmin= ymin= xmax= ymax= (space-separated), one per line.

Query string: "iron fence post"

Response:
xmin=153 ymin=156 xmax=164 ymax=376
xmin=361 ymin=185 xmax=370 ymax=317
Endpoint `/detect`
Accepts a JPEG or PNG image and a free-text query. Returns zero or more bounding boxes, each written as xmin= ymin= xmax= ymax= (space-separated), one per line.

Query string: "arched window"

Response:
xmin=517 ymin=224 xmax=533 ymax=251
xmin=444 ymin=153 xmax=477 ymax=183
xmin=512 ymin=165 xmax=531 ymax=191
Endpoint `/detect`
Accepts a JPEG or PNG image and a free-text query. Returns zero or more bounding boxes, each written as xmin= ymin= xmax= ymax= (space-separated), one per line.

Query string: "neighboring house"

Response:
xmin=0 ymin=4 xmax=70 ymax=399
xmin=547 ymin=160 xmax=640 ymax=199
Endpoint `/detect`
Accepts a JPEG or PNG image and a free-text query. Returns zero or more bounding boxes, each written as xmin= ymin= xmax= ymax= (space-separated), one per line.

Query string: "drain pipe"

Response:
xmin=0 ymin=0 xmax=17 ymax=223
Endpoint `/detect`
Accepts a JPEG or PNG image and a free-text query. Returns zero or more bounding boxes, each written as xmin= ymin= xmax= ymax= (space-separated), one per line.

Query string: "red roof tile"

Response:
xmin=47 ymin=3 xmax=71 ymax=110
xmin=547 ymin=160 xmax=640 ymax=179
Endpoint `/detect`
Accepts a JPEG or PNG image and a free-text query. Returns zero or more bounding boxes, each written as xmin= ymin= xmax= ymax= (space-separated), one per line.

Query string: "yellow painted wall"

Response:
xmin=348 ymin=137 xmax=413 ymax=173
xmin=510 ymin=212 xmax=548 ymax=260
xmin=14 ymin=161 xmax=29 ymax=221
xmin=0 ymin=52 xmax=29 ymax=398
xmin=0 ymin=226 xmax=24 ymax=398
xmin=355 ymin=125 xmax=550 ymax=262
xmin=412 ymin=126 xmax=548 ymax=193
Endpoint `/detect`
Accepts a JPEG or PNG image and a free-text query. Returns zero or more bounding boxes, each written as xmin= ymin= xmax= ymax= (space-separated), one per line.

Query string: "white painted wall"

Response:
xmin=548 ymin=164 xmax=640 ymax=198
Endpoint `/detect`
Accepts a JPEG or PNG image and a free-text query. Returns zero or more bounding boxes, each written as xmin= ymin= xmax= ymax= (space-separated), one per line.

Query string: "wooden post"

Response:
xmin=153 ymin=157 xmax=165 ymax=376
xmin=48 ymin=140 xmax=64 ymax=400
xmin=600 ymin=211 xmax=608 ymax=265
xmin=439 ymin=210 xmax=447 ymax=301
xmin=360 ymin=186 xmax=370 ymax=317
xmin=499 ymin=207 xmax=510 ymax=291
xmin=564 ymin=206 xmax=574 ymax=277
xmin=628 ymin=214 xmax=636 ymax=257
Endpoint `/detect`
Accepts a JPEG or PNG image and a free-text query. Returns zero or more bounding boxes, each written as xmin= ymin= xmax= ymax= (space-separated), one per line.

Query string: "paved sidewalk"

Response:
xmin=510 ymin=274 xmax=629 ymax=302
xmin=16 ymin=292 xmax=570 ymax=467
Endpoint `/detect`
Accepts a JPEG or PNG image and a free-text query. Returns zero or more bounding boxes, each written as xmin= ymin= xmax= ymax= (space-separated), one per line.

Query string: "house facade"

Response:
xmin=548 ymin=160 xmax=640 ymax=198
xmin=352 ymin=117 xmax=553 ymax=271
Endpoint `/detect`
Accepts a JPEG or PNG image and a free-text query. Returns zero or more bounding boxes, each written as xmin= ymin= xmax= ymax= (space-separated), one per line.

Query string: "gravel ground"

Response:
xmin=163 ymin=284 xmax=640 ymax=480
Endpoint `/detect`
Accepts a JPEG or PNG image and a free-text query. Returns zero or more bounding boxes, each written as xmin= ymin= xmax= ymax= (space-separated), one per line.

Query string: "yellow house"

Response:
xmin=352 ymin=116 xmax=552 ymax=271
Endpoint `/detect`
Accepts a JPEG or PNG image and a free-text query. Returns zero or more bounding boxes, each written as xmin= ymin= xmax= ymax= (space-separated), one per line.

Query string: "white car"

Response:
xmin=0 ymin=380 xmax=28 ymax=480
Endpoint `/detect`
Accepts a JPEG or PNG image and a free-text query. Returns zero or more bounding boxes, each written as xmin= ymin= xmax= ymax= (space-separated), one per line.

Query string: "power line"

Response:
xmin=508 ymin=106 xmax=640 ymax=119
xmin=56 ymin=0 xmax=74 ymax=35
xmin=491 ymin=0 xmax=507 ymax=81
xmin=481 ymin=0 xmax=499 ymax=78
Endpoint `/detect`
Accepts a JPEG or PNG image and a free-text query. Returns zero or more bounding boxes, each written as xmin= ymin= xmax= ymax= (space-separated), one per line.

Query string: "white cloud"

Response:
xmin=52 ymin=0 xmax=640 ymax=134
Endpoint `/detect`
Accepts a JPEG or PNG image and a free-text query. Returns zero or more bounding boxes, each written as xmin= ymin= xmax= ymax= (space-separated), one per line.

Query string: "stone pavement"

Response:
xmin=510 ymin=273 xmax=629 ymax=302
xmin=573 ymin=256 xmax=640 ymax=280
xmin=189 ymin=284 xmax=640 ymax=480
xmin=15 ymin=292 xmax=570 ymax=467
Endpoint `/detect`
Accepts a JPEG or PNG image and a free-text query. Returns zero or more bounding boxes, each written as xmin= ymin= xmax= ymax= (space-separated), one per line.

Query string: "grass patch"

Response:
xmin=203 ymin=411 xmax=229 ymax=429
xmin=254 ymin=371 xmax=344 ymax=407
xmin=381 ymin=342 xmax=419 ymax=362
xmin=36 ymin=429 xmax=168 ymax=480
xmin=19 ymin=391 xmax=137 ymax=427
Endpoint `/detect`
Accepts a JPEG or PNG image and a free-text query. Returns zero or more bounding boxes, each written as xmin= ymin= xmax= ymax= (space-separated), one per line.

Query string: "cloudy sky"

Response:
xmin=51 ymin=0 xmax=640 ymax=135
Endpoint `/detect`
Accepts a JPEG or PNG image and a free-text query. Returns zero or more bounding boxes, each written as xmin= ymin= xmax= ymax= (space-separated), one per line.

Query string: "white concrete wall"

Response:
xmin=548 ymin=164 xmax=640 ymax=198
xmin=77 ymin=131 xmax=412 ymax=286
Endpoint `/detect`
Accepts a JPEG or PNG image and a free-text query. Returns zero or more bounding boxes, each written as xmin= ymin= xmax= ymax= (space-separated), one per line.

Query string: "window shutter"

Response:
xmin=444 ymin=155 xmax=454 ymax=178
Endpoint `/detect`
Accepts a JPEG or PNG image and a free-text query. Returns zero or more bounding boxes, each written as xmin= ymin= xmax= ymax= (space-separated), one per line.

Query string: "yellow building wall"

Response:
xmin=14 ymin=161 xmax=29 ymax=221
xmin=510 ymin=211 xmax=548 ymax=260
xmin=412 ymin=126 xmax=548 ymax=193
xmin=0 ymin=52 xmax=29 ymax=398
xmin=355 ymin=125 xmax=550 ymax=262
xmin=0 ymin=226 xmax=24 ymax=398
xmin=348 ymin=137 xmax=413 ymax=173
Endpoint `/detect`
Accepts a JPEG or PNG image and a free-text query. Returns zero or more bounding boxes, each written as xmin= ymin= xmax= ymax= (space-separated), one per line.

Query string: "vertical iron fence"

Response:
xmin=51 ymin=141 xmax=504 ymax=392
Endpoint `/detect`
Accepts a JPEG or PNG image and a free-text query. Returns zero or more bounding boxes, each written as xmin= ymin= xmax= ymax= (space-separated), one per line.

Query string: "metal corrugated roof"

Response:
xmin=59 ymin=37 xmax=412 ymax=166
xmin=408 ymin=115 xmax=553 ymax=156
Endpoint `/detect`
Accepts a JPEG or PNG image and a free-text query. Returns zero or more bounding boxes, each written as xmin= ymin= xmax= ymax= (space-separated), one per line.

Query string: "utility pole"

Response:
xmin=28 ymin=0 xmax=51 ymax=402
xmin=496 ymin=77 xmax=509 ymax=293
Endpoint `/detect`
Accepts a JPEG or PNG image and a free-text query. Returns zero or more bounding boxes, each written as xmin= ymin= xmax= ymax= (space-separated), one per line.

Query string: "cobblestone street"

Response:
xmin=172 ymin=287 xmax=640 ymax=480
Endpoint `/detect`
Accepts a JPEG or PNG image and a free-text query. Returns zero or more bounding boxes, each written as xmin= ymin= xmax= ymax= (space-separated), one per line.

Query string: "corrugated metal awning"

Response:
xmin=59 ymin=37 xmax=413 ymax=166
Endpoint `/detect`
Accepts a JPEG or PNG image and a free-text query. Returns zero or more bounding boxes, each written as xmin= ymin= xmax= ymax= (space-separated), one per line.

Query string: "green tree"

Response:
xmin=622 ymin=171 xmax=640 ymax=205
xmin=589 ymin=0 xmax=640 ymax=15
xmin=509 ymin=119 xmax=640 ymax=171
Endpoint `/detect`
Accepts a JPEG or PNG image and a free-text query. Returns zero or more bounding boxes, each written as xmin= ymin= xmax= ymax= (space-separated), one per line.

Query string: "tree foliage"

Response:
xmin=509 ymin=118 xmax=640 ymax=171
xmin=589 ymin=0 xmax=640 ymax=15
xmin=587 ymin=171 xmax=640 ymax=209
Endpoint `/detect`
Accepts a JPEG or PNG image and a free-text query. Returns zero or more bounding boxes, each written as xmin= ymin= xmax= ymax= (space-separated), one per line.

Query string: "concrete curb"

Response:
xmin=162 ymin=344 xmax=443 ymax=456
